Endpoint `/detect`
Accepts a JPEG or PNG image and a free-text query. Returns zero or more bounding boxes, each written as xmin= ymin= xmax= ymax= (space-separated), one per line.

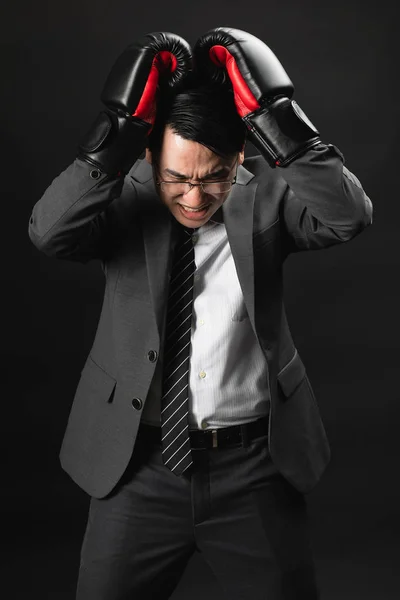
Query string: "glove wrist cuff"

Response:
xmin=77 ymin=110 xmax=152 ymax=175
xmin=243 ymin=97 xmax=321 ymax=168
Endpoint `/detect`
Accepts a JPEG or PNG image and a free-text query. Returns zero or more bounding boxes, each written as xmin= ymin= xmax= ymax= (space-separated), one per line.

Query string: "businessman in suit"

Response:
xmin=28 ymin=28 xmax=373 ymax=600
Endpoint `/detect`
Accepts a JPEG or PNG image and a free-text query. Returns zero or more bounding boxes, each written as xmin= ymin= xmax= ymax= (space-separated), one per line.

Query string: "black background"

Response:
xmin=2 ymin=0 xmax=399 ymax=597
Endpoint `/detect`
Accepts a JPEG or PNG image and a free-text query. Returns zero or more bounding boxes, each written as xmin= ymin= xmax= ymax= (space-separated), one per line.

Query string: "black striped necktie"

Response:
xmin=161 ymin=225 xmax=198 ymax=476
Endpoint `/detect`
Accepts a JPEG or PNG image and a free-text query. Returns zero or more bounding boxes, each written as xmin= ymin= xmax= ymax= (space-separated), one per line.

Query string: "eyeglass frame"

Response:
xmin=154 ymin=158 xmax=239 ymax=196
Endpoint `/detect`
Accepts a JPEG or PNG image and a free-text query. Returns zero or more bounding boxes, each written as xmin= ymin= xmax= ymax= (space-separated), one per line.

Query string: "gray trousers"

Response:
xmin=76 ymin=419 xmax=319 ymax=599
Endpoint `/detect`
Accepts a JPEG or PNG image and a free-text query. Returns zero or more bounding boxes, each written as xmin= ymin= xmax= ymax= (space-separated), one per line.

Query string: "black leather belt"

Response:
xmin=138 ymin=414 xmax=269 ymax=449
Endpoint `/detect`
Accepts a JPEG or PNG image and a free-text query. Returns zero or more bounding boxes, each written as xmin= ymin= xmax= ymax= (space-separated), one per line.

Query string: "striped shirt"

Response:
xmin=141 ymin=209 xmax=270 ymax=430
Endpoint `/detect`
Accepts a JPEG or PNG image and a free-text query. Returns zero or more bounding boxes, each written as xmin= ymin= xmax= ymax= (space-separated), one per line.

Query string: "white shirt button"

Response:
xmin=199 ymin=370 xmax=206 ymax=379
xmin=199 ymin=319 xmax=205 ymax=326
xmin=201 ymin=420 xmax=208 ymax=429
xmin=192 ymin=234 xmax=198 ymax=244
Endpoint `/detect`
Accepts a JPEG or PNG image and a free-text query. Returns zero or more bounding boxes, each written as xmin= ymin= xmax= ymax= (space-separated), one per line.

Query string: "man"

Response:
xmin=28 ymin=27 xmax=372 ymax=600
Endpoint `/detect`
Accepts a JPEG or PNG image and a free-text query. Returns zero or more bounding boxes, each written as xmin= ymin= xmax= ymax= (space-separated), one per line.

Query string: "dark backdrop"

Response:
xmin=2 ymin=0 xmax=399 ymax=598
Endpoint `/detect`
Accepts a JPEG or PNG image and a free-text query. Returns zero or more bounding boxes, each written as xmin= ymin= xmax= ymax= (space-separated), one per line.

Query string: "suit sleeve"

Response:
xmin=278 ymin=143 xmax=373 ymax=252
xmin=28 ymin=158 xmax=139 ymax=263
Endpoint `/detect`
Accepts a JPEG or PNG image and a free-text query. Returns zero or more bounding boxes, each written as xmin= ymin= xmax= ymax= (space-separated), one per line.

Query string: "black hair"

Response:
xmin=147 ymin=82 xmax=247 ymax=160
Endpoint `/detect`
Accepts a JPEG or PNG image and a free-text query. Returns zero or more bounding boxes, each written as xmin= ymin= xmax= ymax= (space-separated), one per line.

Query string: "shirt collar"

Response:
xmin=209 ymin=206 xmax=224 ymax=224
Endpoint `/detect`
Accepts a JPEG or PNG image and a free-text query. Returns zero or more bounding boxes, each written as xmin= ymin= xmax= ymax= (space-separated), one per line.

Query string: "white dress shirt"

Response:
xmin=141 ymin=209 xmax=270 ymax=430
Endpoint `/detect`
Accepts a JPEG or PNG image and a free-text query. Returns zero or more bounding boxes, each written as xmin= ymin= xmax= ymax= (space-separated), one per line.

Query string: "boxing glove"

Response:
xmin=78 ymin=32 xmax=192 ymax=175
xmin=194 ymin=27 xmax=320 ymax=167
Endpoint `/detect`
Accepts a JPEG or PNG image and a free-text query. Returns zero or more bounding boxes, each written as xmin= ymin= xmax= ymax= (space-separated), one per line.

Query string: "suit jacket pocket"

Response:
xmin=272 ymin=348 xmax=329 ymax=493
xmin=79 ymin=355 xmax=117 ymax=404
xmin=277 ymin=349 xmax=306 ymax=399
xmin=60 ymin=354 xmax=128 ymax=498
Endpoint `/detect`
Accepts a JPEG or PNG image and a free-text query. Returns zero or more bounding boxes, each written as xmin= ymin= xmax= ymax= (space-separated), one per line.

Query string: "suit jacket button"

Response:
xmin=132 ymin=397 xmax=143 ymax=410
xmin=89 ymin=169 xmax=101 ymax=179
xmin=147 ymin=350 xmax=158 ymax=362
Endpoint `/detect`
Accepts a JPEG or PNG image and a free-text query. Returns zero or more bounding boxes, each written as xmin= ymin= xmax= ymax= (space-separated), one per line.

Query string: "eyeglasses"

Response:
xmin=155 ymin=160 xmax=238 ymax=196
xmin=157 ymin=177 xmax=236 ymax=196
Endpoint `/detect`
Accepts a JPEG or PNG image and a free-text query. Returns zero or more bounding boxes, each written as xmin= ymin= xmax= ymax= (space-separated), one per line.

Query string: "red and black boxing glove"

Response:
xmin=78 ymin=32 xmax=192 ymax=176
xmin=193 ymin=27 xmax=320 ymax=168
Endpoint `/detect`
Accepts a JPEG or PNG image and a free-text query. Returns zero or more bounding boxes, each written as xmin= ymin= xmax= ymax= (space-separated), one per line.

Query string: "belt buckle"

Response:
xmin=211 ymin=429 xmax=218 ymax=448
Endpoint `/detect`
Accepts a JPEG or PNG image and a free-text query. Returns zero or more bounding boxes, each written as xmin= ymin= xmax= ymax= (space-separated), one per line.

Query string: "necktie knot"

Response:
xmin=182 ymin=225 xmax=198 ymax=237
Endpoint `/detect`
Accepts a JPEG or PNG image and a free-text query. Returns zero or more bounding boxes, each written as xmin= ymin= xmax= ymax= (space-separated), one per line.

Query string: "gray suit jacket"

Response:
xmin=28 ymin=143 xmax=373 ymax=497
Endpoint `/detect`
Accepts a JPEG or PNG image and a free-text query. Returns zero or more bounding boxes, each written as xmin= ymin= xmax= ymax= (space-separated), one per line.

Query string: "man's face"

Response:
xmin=146 ymin=126 xmax=244 ymax=228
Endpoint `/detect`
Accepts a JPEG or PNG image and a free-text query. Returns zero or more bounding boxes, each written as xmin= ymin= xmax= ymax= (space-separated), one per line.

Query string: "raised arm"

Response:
xmin=28 ymin=32 xmax=192 ymax=262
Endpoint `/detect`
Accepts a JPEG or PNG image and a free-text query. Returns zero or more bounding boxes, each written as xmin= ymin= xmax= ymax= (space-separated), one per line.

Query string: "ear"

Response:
xmin=145 ymin=147 xmax=152 ymax=164
xmin=238 ymin=149 xmax=245 ymax=165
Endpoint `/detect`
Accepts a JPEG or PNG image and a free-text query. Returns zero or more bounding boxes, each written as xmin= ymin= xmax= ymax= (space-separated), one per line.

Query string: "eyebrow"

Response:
xmin=164 ymin=167 xmax=231 ymax=180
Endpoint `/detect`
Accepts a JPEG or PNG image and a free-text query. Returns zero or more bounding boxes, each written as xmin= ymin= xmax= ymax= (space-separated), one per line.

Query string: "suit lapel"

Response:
xmin=223 ymin=165 xmax=258 ymax=328
xmin=130 ymin=160 xmax=175 ymax=338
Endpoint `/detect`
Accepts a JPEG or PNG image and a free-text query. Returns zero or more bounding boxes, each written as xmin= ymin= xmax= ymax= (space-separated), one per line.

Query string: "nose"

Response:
xmin=184 ymin=184 xmax=205 ymax=201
